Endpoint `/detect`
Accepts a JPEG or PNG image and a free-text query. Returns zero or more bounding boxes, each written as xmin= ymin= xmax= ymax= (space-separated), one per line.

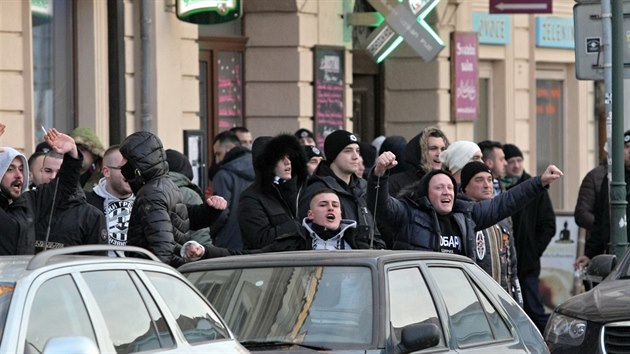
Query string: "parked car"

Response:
xmin=179 ymin=250 xmax=548 ymax=353
xmin=544 ymin=249 xmax=630 ymax=353
xmin=0 ymin=245 xmax=247 ymax=354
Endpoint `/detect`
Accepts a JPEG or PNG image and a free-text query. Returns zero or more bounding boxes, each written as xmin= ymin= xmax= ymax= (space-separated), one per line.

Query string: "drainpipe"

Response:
xmin=140 ymin=0 xmax=152 ymax=131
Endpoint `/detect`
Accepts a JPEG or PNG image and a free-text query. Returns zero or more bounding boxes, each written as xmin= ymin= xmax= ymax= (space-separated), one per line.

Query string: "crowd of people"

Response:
xmin=0 ymin=123 xmax=570 ymax=332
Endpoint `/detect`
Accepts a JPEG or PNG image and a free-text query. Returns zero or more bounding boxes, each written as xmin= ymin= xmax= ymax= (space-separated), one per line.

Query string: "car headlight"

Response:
xmin=544 ymin=312 xmax=587 ymax=346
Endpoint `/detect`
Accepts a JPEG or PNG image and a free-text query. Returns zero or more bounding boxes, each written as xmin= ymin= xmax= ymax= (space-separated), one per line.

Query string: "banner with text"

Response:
xmin=451 ymin=32 xmax=479 ymax=121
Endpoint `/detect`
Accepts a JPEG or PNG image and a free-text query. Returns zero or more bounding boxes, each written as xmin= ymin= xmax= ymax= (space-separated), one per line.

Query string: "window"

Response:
xmin=429 ymin=267 xmax=505 ymax=347
xmin=82 ymin=270 xmax=174 ymax=353
xmin=387 ymin=267 xmax=445 ymax=347
xmin=536 ymin=76 xmax=565 ymax=209
xmin=185 ymin=266 xmax=373 ymax=347
xmin=146 ymin=272 xmax=229 ymax=344
xmin=32 ymin=0 xmax=75 ymax=139
xmin=25 ymin=275 xmax=95 ymax=353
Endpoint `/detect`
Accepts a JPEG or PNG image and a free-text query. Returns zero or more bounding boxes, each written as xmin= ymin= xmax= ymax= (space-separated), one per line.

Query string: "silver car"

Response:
xmin=180 ymin=250 xmax=548 ymax=353
xmin=0 ymin=245 xmax=247 ymax=354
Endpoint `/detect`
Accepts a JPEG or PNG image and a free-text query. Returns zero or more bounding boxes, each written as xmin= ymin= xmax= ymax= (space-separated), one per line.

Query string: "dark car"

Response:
xmin=544 ymin=249 xmax=630 ymax=353
xmin=0 ymin=245 xmax=246 ymax=354
xmin=179 ymin=250 xmax=548 ymax=353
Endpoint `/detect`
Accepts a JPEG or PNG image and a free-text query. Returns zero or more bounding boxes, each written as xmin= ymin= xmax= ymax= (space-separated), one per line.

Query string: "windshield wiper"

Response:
xmin=240 ymin=340 xmax=331 ymax=351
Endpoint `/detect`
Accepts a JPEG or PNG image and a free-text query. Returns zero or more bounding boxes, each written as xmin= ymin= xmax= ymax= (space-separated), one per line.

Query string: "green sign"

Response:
xmin=177 ymin=0 xmax=241 ymax=25
xmin=32 ymin=0 xmax=52 ymax=18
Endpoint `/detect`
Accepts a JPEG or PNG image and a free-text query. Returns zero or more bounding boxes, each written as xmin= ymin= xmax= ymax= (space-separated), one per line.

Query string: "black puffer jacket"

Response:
xmin=239 ymin=134 xmax=308 ymax=250
xmin=120 ymin=131 xmax=189 ymax=267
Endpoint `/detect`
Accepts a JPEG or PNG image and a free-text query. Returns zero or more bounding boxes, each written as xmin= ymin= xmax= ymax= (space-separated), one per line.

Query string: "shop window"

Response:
xmin=199 ymin=37 xmax=246 ymax=180
xmin=32 ymin=0 xmax=75 ymax=139
xmin=536 ymin=79 xmax=565 ymax=209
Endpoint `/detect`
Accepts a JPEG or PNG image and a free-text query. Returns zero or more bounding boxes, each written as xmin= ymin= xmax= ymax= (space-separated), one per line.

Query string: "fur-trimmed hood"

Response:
xmin=254 ymin=134 xmax=307 ymax=190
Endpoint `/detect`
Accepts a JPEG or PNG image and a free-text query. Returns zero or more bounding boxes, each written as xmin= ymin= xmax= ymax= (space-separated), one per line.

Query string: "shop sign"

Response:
xmin=177 ymin=0 xmax=241 ymax=24
xmin=451 ymin=32 xmax=479 ymax=121
xmin=535 ymin=17 xmax=574 ymax=49
xmin=472 ymin=13 xmax=511 ymax=45
xmin=32 ymin=0 xmax=52 ymax=17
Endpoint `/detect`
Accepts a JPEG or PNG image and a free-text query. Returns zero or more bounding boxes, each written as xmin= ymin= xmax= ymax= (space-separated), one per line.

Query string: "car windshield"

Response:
xmin=0 ymin=283 xmax=15 ymax=344
xmin=186 ymin=266 xmax=373 ymax=348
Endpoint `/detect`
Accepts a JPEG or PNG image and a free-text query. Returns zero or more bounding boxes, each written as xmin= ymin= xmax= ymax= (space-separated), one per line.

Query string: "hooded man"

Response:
xmin=119 ymin=131 xmax=192 ymax=266
xmin=238 ymin=134 xmax=308 ymax=250
xmin=367 ymin=151 xmax=563 ymax=260
xmin=71 ymin=127 xmax=105 ymax=192
xmin=0 ymin=147 xmax=33 ymax=255
xmin=0 ymin=127 xmax=106 ymax=255
xmin=388 ymin=126 xmax=450 ymax=197
xmin=119 ymin=131 xmax=232 ymax=266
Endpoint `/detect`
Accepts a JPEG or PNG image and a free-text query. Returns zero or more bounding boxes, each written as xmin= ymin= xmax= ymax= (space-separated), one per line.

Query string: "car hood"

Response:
xmin=556 ymin=279 xmax=630 ymax=323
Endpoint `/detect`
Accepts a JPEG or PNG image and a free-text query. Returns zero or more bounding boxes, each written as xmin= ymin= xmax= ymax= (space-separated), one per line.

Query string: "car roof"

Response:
xmin=178 ymin=250 xmax=475 ymax=273
xmin=0 ymin=245 xmax=169 ymax=282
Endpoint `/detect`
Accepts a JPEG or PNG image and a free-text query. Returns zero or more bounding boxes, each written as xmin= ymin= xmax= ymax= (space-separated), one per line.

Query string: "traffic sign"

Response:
xmin=489 ymin=0 xmax=552 ymax=14
xmin=573 ymin=2 xmax=630 ymax=80
xmin=365 ymin=0 xmax=445 ymax=62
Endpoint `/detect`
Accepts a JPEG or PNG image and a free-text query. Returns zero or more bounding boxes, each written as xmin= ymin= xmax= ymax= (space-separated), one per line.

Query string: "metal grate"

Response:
xmin=603 ymin=322 xmax=630 ymax=354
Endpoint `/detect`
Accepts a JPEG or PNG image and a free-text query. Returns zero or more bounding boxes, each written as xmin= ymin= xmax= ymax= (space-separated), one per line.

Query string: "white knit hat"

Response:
xmin=439 ymin=141 xmax=481 ymax=174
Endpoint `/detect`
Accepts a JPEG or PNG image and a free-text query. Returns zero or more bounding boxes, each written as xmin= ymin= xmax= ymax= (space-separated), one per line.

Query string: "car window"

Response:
xmin=25 ymin=275 xmax=96 ymax=353
xmin=145 ymin=271 xmax=229 ymax=344
xmin=185 ymin=266 xmax=373 ymax=348
xmin=387 ymin=267 xmax=445 ymax=348
xmin=476 ymin=285 xmax=512 ymax=340
xmin=428 ymin=267 xmax=494 ymax=347
xmin=82 ymin=270 xmax=175 ymax=353
xmin=0 ymin=282 xmax=14 ymax=346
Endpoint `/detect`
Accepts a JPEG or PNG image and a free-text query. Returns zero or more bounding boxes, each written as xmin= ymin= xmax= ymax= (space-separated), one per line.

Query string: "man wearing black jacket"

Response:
xmin=0 ymin=126 xmax=106 ymax=255
xmin=298 ymin=130 xmax=381 ymax=247
xmin=503 ymin=143 xmax=556 ymax=333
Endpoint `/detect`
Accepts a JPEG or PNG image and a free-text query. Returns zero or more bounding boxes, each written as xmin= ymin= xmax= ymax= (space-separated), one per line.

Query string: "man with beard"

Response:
xmin=0 ymin=125 xmax=106 ymax=255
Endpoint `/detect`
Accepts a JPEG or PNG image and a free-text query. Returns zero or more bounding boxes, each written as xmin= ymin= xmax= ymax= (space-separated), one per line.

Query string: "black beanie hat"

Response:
xmin=624 ymin=130 xmax=630 ymax=144
xmin=35 ymin=141 xmax=52 ymax=154
xmin=503 ymin=144 xmax=523 ymax=161
xmin=416 ymin=169 xmax=457 ymax=200
xmin=324 ymin=130 xmax=359 ymax=163
xmin=303 ymin=145 xmax=323 ymax=160
xmin=460 ymin=161 xmax=492 ymax=193
xmin=295 ymin=128 xmax=315 ymax=141
xmin=166 ymin=149 xmax=194 ymax=180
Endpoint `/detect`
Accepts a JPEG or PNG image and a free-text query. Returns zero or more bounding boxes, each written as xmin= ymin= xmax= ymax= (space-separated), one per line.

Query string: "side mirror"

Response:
xmin=584 ymin=254 xmax=617 ymax=284
xmin=42 ymin=336 xmax=99 ymax=354
xmin=399 ymin=323 xmax=440 ymax=353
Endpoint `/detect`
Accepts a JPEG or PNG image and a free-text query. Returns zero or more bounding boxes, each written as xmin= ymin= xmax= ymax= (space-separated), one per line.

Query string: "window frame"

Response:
xmin=420 ymin=261 xmax=517 ymax=350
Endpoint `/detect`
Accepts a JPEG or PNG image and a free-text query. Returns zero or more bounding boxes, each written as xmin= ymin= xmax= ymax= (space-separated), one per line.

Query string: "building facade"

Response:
xmin=0 ymin=0 xmax=597 ymax=211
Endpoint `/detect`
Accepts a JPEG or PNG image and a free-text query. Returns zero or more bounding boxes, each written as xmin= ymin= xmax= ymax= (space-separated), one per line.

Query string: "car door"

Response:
xmin=423 ymin=264 xmax=524 ymax=353
xmin=386 ymin=265 xmax=457 ymax=353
